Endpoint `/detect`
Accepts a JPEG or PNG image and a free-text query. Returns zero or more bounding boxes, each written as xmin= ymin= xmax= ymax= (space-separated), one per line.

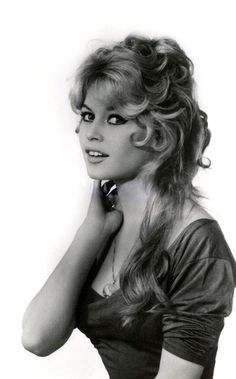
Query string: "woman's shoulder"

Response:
xmin=167 ymin=216 xmax=236 ymax=288
xmin=170 ymin=217 xmax=227 ymax=254
xmin=168 ymin=204 xmax=235 ymax=267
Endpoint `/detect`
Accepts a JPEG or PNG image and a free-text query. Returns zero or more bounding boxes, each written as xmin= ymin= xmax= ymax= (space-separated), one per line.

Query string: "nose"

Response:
xmin=86 ymin=121 xmax=104 ymax=141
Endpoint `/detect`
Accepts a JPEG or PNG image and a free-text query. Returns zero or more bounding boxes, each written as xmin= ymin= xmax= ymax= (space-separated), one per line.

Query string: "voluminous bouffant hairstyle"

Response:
xmin=69 ymin=34 xmax=211 ymax=326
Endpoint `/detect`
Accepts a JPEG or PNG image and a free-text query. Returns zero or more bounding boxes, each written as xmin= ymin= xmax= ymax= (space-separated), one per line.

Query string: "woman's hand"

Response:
xmin=85 ymin=180 xmax=123 ymax=236
xmin=22 ymin=180 xmax=123 ymax=357
xmin=22 ymin=181 xmax=122 ymax=356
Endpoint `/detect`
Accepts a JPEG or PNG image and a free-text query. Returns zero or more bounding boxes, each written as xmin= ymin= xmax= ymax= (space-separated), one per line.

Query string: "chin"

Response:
xmin=87 ymin=171 xmax=110 ymax=181
xmin=86 ymin=166 xmax=140 ymax=182
xmin=87 ymin=172 xmax=138 ymax=184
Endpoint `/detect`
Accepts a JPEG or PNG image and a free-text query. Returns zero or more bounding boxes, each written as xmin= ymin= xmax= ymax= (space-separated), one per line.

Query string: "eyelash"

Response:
xmin=79 ymin=111 xmax=127 ymax=125
xmin=80 ymin=111 xmax=94 ymax=122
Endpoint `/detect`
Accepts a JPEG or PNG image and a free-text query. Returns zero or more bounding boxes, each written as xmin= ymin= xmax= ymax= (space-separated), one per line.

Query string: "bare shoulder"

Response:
xmin=185 ymin=202 xmax=214 ymax=224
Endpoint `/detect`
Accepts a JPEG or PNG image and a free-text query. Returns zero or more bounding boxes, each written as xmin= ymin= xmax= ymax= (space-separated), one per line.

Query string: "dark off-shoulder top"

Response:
xmin=76 ymin=219 xmax=236 ymax=379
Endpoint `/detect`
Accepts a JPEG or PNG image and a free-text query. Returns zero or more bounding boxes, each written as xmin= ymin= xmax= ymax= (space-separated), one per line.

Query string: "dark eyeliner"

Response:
xmin=108 ymin=114 xmax=127 ymax=124
xmin=80 ymin=111 xmax=94 ymax=122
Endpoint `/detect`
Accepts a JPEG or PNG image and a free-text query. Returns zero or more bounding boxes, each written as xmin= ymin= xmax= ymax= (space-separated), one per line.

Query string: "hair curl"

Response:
xmin=69 ymin=34 xmax=211 ymax=326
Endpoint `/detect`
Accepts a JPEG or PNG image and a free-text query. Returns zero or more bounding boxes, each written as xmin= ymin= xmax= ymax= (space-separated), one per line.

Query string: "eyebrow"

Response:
xmin=81 ymin=103 xmax=115 ymax=112
xmin=81 ymin=104 xmax=92 ymax=112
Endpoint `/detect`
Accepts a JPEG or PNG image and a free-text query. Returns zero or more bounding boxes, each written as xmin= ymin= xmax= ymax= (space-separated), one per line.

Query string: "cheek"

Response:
xmin=78 ymin=129 xmax=85 ymax=147
xmin=114 ymin=140 xmax=149 ymax=167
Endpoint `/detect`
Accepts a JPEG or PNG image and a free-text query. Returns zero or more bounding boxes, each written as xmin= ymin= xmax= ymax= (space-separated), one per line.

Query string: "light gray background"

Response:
xmin=0 ymin=0 xmax=235 ymax=378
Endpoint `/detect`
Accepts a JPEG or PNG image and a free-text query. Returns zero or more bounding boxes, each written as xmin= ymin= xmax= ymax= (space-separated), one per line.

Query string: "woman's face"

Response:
xmin=78 ymin=83 xmax=153 ymax=182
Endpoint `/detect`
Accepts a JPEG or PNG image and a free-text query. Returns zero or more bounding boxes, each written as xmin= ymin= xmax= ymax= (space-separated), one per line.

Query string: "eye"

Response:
xmin=80 ymin=111 xmax=94 ymax=122
xmin=108 ymin=114 xmax=127 ymax=125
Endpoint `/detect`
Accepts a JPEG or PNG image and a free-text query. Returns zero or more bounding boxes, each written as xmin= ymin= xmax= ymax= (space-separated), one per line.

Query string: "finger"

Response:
xmin=91 ymin=180 xmax=102 ymax=196
xmin=93 ymin=179 xmax=101 ymax=190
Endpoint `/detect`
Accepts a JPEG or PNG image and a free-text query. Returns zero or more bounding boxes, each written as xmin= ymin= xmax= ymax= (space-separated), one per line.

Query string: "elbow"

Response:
xmin=21 ymin=329 xmax=54 ymax=357
xmin=21 ymin=318 xmax=75 ymax=357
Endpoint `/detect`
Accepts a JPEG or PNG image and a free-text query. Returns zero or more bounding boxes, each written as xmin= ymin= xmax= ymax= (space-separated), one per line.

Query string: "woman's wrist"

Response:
xmin=80 ymin=217 xmax=112 ymax=242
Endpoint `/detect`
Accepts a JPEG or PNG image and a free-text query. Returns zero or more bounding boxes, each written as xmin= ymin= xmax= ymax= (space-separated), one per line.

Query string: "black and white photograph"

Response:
xmin=1 ymin=1 xmax=235 ymax=378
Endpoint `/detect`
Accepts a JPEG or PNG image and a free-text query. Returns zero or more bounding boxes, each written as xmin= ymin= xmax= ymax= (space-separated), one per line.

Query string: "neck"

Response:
xmin=114 ymin=177 xmax=152 ymax=229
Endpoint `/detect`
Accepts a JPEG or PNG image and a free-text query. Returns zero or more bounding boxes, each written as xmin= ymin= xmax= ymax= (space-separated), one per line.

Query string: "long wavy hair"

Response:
xmin=69 ymin=34 xmax=211 ymax=326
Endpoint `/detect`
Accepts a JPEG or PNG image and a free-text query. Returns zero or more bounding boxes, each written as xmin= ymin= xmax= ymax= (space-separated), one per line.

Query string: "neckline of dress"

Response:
xmin=90 ymin=218 xmax=217 ymax=300
xmin=167 ymin=217 xmax=216 ymax=250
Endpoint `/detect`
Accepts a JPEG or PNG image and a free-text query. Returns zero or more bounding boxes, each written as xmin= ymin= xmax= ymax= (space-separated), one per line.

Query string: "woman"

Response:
xmin=22 ymin=34 xmax=236 ymax=379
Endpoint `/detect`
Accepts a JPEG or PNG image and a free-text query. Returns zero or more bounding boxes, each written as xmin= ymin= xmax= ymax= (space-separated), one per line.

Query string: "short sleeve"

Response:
xmin=162 ymin=225 xmax=236 ymax=366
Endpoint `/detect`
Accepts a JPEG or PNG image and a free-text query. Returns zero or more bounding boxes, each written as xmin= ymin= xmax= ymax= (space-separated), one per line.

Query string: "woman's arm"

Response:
xmin=156 ymin=223 xmax=236 ymax=379
xmin=21 ymin=220 xmax=111 ymax=356
xmin=21 ymin=180 xmax=123 ymax=356
xmin=155 ymin=349 xmax=204 ymax=379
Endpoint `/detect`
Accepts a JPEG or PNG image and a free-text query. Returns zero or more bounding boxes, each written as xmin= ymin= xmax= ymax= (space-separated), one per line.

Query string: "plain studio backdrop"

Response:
xmin=0 ymin=1 xmax=235 ymax=378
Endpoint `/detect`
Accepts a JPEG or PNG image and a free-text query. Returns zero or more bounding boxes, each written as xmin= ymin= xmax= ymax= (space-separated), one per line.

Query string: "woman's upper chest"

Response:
xmin=91 ymin=224 xmax=141 ymax=297
xmin=91 ymin=202 xmax=214 ymax=297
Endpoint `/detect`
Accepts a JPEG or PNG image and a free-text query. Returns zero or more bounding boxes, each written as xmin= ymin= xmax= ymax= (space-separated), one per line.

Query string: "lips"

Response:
xmin=85 ymin=148 xmax=109 ymax=157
